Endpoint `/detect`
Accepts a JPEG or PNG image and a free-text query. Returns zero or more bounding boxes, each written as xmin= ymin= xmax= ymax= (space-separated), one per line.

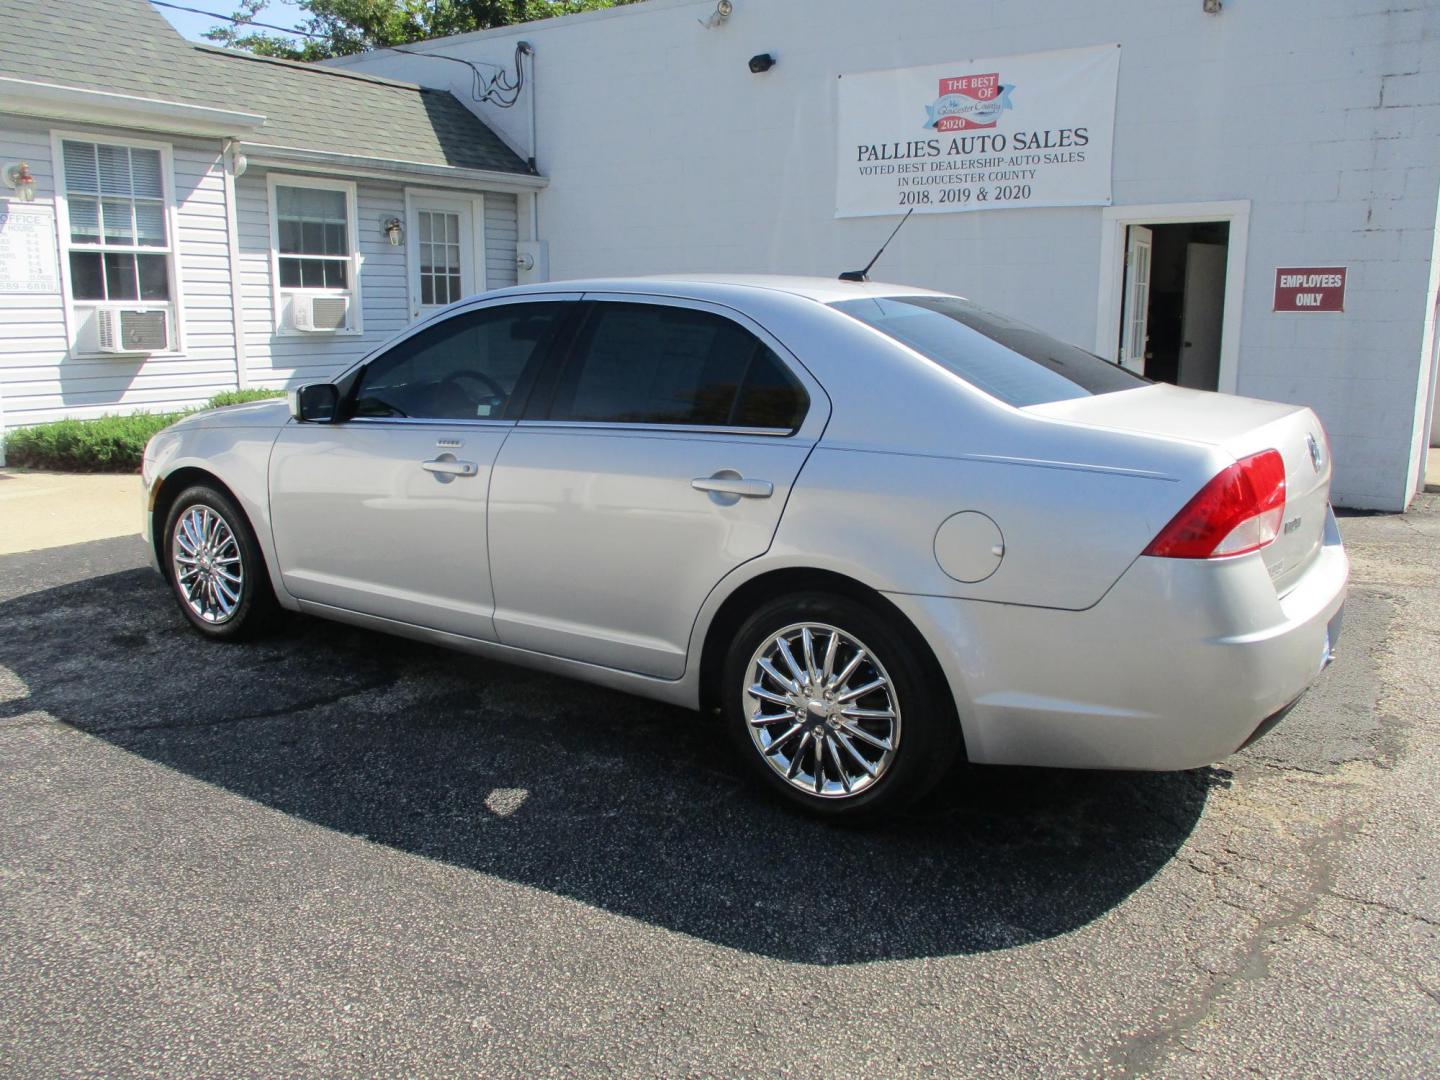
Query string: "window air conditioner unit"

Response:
xmin=96 ymin=308 xmax=170 ymax=354
xmin=293 ymin=295 xmax=350 ymax=332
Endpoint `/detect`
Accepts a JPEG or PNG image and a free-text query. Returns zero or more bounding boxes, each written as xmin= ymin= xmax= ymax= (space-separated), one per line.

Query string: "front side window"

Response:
xmin=832 ymin=295 xmax=1148 ymax=407
xmin=352 ymin=302 xmax=567 ymax=421
xmin=275 ymin=185 xmax=350 ymax=289
xmin=62 ymin=139 xmax=171 ymax=305
xmin=546 ymin=303 xmax=808 ymax=430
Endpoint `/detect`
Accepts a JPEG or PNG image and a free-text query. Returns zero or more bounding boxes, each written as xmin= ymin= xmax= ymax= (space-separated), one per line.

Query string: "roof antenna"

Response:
xmin=839 ymin=208 xmax=914 ymax=282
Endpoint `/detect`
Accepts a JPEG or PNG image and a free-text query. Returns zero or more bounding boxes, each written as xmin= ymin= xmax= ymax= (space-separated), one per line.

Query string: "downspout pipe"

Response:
xmin=521 ymin=42 xmax=540 ymax=243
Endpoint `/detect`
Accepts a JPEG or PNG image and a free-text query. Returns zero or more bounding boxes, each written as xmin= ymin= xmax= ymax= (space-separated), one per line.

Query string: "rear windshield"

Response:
xmin=831 ymin=295 xmax=1147 ymax=407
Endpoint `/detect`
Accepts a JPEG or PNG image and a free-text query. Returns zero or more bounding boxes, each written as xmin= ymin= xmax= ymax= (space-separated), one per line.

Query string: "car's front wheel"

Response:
xmin=162 ymin=484 xmax=278 ymax=641
xmin=722 ymin=591 xmax=960 ymax=821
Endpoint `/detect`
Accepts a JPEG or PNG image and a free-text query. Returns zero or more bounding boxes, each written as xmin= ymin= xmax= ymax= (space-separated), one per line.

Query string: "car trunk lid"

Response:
xmin=1026 ymin=384 xmax=1333 ymax=594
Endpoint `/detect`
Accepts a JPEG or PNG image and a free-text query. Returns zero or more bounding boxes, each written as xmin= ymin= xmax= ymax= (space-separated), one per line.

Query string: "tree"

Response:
xmin=207 ymin=0 xmax=640 ymax=61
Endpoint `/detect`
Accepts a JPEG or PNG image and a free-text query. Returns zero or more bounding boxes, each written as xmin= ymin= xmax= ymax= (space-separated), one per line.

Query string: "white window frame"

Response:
xmin=266 ymin=173 xmax=363 ymax=336
xmin=50 ymin=129 xmax=186 ymax=357
xmin=403 ymin=187 xmax=487 ymax=323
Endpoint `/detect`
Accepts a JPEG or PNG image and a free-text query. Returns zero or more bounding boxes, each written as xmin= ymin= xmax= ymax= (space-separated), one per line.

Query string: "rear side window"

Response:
xmin=547 ymin=302 xmax=808 ymax=430
xmin=831 ymin=295 xmax=1147 ymax=407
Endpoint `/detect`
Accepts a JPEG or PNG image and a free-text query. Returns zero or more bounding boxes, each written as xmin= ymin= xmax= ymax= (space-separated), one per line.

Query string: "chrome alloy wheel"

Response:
xmin=743 ymin=622 xmax=902 ymax=798
xmin=171 ymin=505 xmax=244 ymax=624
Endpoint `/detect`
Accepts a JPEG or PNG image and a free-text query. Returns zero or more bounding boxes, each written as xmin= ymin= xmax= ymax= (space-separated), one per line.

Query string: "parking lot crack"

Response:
xmin=1324 ymin=889 xmax=1440 ymax=929
xmin=1104 ymin=804 xmax=1351 ymax=1075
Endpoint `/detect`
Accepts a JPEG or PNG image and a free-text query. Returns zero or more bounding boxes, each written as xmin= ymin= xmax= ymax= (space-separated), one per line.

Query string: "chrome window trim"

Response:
xmin=346 ymin=416 xmax=518 ymax=429
xmin=515 ymin=419 xmax=797 ymax=438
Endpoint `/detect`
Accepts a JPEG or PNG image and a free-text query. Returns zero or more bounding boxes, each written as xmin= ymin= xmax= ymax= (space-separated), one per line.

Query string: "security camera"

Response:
xmin=748 ymin=52 xmax=776 ymax=74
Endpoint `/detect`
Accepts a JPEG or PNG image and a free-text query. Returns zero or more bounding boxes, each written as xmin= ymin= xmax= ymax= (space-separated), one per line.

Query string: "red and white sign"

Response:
xmin=1274 ymin=267 xmax=1346 ymax=312
xmin=932 ymin=73 xmax=1002 ymax=132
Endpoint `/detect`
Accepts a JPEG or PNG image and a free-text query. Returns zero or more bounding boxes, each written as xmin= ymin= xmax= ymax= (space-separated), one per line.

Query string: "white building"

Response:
xmin=330 ymin=0 xmax=1440 ymax=511
xmin=0 ymin=0 xmax=542 ymax=440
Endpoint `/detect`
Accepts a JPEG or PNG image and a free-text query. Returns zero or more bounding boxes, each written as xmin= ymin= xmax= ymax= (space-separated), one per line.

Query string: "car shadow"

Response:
xmin=0 ymin=566 xmax=1223 ymax=965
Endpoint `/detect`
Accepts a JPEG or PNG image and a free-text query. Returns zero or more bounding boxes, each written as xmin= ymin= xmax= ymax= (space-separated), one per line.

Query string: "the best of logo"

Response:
xmin=923 ymin=73 xmax=1015 ymax=132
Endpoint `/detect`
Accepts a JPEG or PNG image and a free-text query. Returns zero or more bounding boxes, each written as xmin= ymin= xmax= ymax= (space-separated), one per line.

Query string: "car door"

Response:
xmin=486 ymin=294 xmax=830 ymax=678
xmin=268 ymin=295 xmax=578 ymax=639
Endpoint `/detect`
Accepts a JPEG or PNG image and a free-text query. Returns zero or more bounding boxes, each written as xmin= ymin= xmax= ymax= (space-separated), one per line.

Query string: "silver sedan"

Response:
xmin=142 ymin=276 xmax=1347 ymax=820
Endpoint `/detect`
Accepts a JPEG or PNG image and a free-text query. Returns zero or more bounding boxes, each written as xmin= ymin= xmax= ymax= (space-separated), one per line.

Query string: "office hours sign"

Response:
xmin=0 ymin=207 xmax=60 ymax=293
xmin=836 ymin=45 xmax=1120 ymax=218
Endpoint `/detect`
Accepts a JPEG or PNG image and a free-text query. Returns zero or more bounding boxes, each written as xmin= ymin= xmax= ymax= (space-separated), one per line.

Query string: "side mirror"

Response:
xmin=289 ymin=383 xmax=339 ymax=423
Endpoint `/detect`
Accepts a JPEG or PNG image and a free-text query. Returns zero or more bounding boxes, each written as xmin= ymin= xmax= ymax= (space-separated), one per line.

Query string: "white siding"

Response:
xmin=485 ymin=192 xmax=519 ymax=290
xmin=0 ymin=126 xmax=520 ymax=443
xmin=236 ymin=170 xmax=404 ymax=387
xmin=0 ymin=120 xmax=239 ymax=427
xmin=236 ymin=173 xmax=520 ymax=388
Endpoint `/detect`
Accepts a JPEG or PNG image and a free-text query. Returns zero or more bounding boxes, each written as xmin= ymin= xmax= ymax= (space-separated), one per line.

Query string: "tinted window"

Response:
xmin=548 ymin=303 xmax=807 ymax=429
xmin=353 ymin=303 xmax=565 ymax=420
xmin=832 ymin=295 xmax=1147 ymax=407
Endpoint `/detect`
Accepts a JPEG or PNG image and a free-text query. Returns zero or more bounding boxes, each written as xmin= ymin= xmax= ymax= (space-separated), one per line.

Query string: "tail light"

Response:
xmin=1143 ymin=450 xmax=1287 ymax=559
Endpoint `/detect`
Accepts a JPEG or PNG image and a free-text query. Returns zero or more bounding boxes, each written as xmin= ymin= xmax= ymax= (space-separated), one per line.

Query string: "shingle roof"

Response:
xmin=0 ymin=0 xmax=531 ymax=174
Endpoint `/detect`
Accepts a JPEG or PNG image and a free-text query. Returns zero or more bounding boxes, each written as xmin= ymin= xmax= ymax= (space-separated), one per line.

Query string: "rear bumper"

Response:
xmin=887 ymin=508 xmax=1348 ymax=771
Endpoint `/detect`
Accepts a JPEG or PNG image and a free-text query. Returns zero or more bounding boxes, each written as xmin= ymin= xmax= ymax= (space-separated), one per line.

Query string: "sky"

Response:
xmin=152 ymin=0 xmax=311 ymax=46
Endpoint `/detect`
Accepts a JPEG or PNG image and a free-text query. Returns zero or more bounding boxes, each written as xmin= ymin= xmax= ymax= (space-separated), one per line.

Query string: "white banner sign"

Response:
xmin=836 ymin=45 xmax=1120 ymax=218
xmin=0 ymin=206 xmax=60 ymax=293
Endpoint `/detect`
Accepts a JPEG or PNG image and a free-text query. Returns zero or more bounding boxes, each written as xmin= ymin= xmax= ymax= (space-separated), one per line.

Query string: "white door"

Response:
xmin=1179 ymin=242 xmax=1227 ymax=391
xmin=487 ymin=296 xmax=830 ymax=679
xmin=408 ymin=195 xmax=480 ymax=322
xmin=1120 ymin=225 xmax=1153 ymax=374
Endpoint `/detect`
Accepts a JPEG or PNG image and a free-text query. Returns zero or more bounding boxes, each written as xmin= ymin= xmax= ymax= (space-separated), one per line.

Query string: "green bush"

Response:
xmin=206 ymin=387 xmax=286 ymax=408
xmin=4 ymin=411 xmax=186 ymax=472
xmin=3 ymin=387 xmax=288 ymax=472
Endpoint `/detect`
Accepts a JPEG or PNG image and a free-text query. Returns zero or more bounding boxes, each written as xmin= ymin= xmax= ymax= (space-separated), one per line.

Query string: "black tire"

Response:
xmin=162 ymin=484 xmax=280 ymax=641
xmin=721 ymin=591 xmax=961 ymax=823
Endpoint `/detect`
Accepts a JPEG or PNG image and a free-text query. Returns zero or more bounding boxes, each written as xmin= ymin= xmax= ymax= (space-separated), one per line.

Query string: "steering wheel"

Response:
xmin=436 ymin=370 xmax=508 ymax=418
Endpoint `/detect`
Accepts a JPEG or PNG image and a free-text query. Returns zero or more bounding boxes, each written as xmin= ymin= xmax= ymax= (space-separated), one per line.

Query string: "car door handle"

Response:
xmin=691 ymin=474 xmax=773 ymax=498
xmin=422 ymin=458 xmax=478 ymax=477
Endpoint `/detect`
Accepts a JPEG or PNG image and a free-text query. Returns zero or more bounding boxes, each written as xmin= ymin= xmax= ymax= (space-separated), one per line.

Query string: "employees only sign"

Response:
xmin=1274 ymin=267 xmax=1346 ymax=312
xmin=836 ymin=45 xmax=1121 ymax=218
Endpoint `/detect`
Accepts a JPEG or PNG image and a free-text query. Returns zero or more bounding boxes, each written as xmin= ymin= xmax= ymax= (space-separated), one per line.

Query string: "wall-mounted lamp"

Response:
xmin=698 ymin=0 xmax=732 ymax=29
xmin=1203 ymin=0 xmax=1222 ymax=12
xmin=383 ymin=217 xmax=404 ymax=246
xmin=748 ymin=52 xmax=776 ymax=74
xmin=3 ymin=161 xmax=36 ymax=202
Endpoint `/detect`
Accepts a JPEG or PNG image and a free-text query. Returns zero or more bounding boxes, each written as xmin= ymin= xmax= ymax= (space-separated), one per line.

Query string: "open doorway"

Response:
xmin=1096 ymin=201 xmax=1250 ymax=396
xmin=1118 ymin=221 xmax=1229 ymax=390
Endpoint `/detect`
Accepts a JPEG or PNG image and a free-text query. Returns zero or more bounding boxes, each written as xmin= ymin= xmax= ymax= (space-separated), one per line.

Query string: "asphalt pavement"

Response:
xmin=1 ymin=500 xmax=1437 ymax=1077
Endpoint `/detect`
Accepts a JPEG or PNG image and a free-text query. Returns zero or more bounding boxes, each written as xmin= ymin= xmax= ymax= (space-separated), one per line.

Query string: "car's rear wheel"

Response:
xmin=162 ymin=484 xmax=278 ymax=641
xmin=722 ymin=591 xmax=960 ymax=822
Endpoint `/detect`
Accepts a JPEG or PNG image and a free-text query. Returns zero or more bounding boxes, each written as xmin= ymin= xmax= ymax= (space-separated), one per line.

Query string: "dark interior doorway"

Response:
xmin=1118 ymin=221 xmax=1229 ymax=391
